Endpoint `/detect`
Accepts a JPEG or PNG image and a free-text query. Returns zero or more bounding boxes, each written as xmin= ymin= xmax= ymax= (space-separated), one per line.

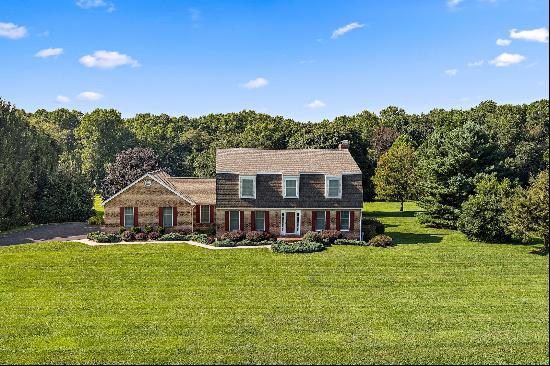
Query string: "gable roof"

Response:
xmin=102 ymin=170 xmax=215 ymax=206
xmin=215 ymin=148 xmax=362 ymax=176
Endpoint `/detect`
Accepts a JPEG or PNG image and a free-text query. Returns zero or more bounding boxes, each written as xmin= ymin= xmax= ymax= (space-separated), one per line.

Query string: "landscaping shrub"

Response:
xmin=121 ymin=231 xmax=135 ymax=242
xmin=319 ymin=230 xmax=343 ymax=245
xmin=158 ymin=232 xmax=187 ymax=241
xmin=220 ymin=231 xmax=246 ymax=242
xmin=87 ymin=215 xmax=104 ymax=225
xmin=368 ymin=234 xmax=394 ymax=247
xmin=147 ymin=231 xmax=160 ymax=240
xmin=302 ymin=231 xmax=322 ymax=243
xmin=130 ymin=226 xmax=142 ymax=234
xmin=135 ymin=232 xmax=148 ymax=241
xmin=186 ymin=233 xmax=208 ymax=244
xmin=143 ymin=225 xmax=154 ymax=234
xmin=87 ymin=231 xmax=121 ymax=243
xmin=362 ymin=218 xmax=385 ymax=241
xmin=118 ymin=226 xmax=126 ymax=235
xmin=246 ymin=231 xmax=274 ymax=242
xmin=211 ymin=239 xmax=237 ymax=247
xmin=195 ymin=226 xmax=217 ymax=236
xmin=334 ymin=238 xmax=369 ymax=246
xmin=271 ymin=240 xmax=325 ymax=253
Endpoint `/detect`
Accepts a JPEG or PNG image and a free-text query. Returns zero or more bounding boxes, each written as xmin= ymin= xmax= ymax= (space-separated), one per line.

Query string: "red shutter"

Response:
xmin=209 ymin=205 xmax=215 ymax=224
xmin=133 ymin=207 xmax=139 ymax=227
xmin=264 ymin=211 xmax=270 ymax=232
xmin=325 ymin=211 xmax=330 ymax=230
xmin=173 ymin=206 xmax=178 ymax=226
xmin=251 ymin=211 xmax=256 ymax=231
xmin=194 ymin=205 xmax=200 ymax=224
xmin=311 ymin=211 xmax=316 ymax=231
xmin=350 ymin=211 xmax=355 ymax=230
xmin=159 ymin=207 xmax=163 ymax=227
xmin=224 ymin=211 xmax=229 ymax=231
xmin=239 ymin=211 xmax=244 ymax=231
xmin=119 ymin=207 xmax=124 ymax=226
xmin=336 ymin=211 xmax=341 ymax=231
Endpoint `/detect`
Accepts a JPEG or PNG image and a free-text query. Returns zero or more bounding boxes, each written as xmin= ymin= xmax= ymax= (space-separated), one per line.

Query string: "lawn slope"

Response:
xmin=0 ymin=202 xmax=548 ymax=364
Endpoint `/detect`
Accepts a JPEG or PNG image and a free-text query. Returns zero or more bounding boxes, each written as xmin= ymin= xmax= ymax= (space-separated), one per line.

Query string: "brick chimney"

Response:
xmin=338 ymin=140 xmax=350 ymax=150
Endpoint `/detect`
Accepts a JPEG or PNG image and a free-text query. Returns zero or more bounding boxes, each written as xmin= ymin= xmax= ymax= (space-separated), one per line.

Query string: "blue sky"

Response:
xmin=1 ymin=0 xmax=548 ymax=121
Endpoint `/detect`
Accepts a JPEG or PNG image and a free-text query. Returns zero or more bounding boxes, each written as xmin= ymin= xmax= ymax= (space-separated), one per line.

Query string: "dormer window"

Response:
xmin=240 ymin=176 xmax=256 ymax=198
xmin=283 ymin=176 xmax=299 ymax=198
xmin=325 ymin=176 xmax=342 ymax=198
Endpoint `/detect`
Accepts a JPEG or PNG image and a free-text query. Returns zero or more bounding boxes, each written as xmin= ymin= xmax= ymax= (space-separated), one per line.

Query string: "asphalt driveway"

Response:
xmin=0 ymin=222 xmax=98 ymax=246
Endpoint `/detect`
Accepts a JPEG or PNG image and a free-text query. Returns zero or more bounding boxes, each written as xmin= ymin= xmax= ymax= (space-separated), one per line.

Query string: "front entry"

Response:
xmin=281 ymin=210 xmax=300 ymax=235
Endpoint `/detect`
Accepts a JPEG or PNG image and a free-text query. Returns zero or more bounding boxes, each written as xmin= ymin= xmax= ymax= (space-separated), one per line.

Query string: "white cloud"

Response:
xmin=79 ymin=50 xmax=140 ymax=69
xmin=35 ymin=48 xmax=64 ymax=58
xmin=331 ymin=22 xmax=364 ymax=39
xmin=0 ymin=22 xmax=27 ymax=39
xmin=76 ymin=0 xmax=115 ymax=11
xmin=240 ymin=77 xmax=268 ymax=89
xmin=447 ymin=0 xmax=463 ymax=8
xmin=189 ymin=8 xmax=201 ymax=21
xmin=55 ymin=95 xmax=71 ymax=103
xmin=306 ymin=100 xmax=326 ymax=109
xmin=445 ymin=69 xmax=458 ymax=76
xmin=489 ymin=53 xmax=526 ymax=67
xmin=77 ymin=91 xmax=104 ymax=101
xmin=510 ymin=27 xmax=549 ymax=43
xmin=467 ymin=60 xmax=484 ymax=67
xmin=496 ymin=38 xmax=511 ymax=46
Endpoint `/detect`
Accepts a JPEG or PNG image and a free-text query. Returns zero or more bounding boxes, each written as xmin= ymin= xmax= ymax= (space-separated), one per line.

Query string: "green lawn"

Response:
xmin=0 ymin=202 xmax=548 ymax=364
xmin=93 ymin=194 xmax=104 ymax=219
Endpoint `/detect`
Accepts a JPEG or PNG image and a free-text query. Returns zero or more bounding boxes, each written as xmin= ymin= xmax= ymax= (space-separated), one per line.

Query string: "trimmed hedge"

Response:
xmin=333 ymin=238 xmax=369 ymax=246
xmin=271 ymin=240 xmax=325 ymax=253
xmin=368 ymin=234 xmax=394 ymax=247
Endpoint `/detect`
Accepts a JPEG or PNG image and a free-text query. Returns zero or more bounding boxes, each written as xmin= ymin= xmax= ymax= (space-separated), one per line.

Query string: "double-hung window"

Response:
xmin=229 ymin=210 xmax=240 ymax=231
xmin=240 ymin=176 xmax=256 ymax=198
xmin=340 ymin=211 xmax=350 ymax=231
xmin=255 ymin=211 xmax=265 ymax=231
xmin=315 ymin=210 xmax=326 ymax=231
xmin=200 ymin=205 xmax=210 ymax=223
xmin=123 ymin=207 xmax=134 ymax=228
xmin=163 ymin=207 xmax=174 ymax=227
xmin=325 ymin=176 xmax=342 ymax=198
xmin=283 ymin=176 xmax=299 ymax=198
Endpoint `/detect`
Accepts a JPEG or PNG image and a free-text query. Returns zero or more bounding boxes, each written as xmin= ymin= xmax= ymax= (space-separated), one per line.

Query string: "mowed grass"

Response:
xmin=0 ymin=202 xmax=548 ymax=364
xmin=93 ymin=195 xmax=104 ymax=219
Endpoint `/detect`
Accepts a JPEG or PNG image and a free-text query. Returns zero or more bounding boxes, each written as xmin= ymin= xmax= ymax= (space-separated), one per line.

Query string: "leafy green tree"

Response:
xmin=373 ymin=135 xmax=417 ymax=211
xmin=457 ymin=174 xmax=514 ymax=242
xmin=416 ymin=121 xmax=499 ymax=228
xmin=504 ymin=170 xmax=549 ymax=251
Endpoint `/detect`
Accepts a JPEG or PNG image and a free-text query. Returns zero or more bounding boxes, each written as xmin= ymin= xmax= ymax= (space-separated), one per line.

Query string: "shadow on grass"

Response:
xmin=389 ymin=232 xmax=445 ymax=245
xmin=364 ymin=210 xmax=421 ymax=218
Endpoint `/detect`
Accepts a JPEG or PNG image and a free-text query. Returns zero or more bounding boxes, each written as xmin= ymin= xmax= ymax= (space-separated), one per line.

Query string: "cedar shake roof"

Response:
xmin=215 ymin=148 xmax=362 ymax=176
xmin=150 ymin=170 xmax=216 ymax=204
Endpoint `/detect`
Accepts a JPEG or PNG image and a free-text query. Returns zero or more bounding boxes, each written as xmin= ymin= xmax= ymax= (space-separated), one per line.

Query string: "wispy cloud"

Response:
xmin=55 ymin=95 xmax=71 ymax=103
xmin=0 ymin=22 xmax=27 ymax=39
xmin=490 ymin=53 xmax=526 ymax=67
xmin=76 ymin=0 xmax=115 ymax=12
xmin=467 ymin=60 xmax=484 ymax=67
xmin=189 ymin=8 xmax=201 ymax=22
xmin=35 ymin=48 xmax=64 ymax=58
xmin=496 ymin=38 xmax=511 ymax=46
xmin=79 ymin=50 xmax=140 ymax=69
xmin=510 ymin=27 xmax=549 ymax=43
xmin=447 ymin=0 xmax=464 ymax=8
xmin=445 ymin=69 xmax=458 ymax=76
xmin=77 ymin=91 xmax=103 ymax=101
xmin=240 ymin=77 xmax=268 ymax=89
xmin=306 ymin=100 xmax=326 ymax=109
xmin=331 ymin=22 xmax=364 ymax=39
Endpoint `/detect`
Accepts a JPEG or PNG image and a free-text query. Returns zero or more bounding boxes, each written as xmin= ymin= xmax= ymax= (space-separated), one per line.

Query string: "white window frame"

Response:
xmin=314 ymin=210 xmax=326 ymax=231
xmin=325 ymin=175 xmax=342 ymax=199
xmin=123 ymin=207 xmax=134 ymax=228
xmin=340 ymin=210 xmax=350 ymax=231
xmin=163 ymin=207 xmax=174 ymax=227
xmin=239 ymin=176 xmax=256 ymax=199
xmin=255 ymin=211 xmax=265 ymax=231
xmin=283 ymin=176 xmax=299 ymax=198
xmin=229 ymin=210 xmax=240 ymax=231
xmin=200 ymin=205 xmax=210 ymax=223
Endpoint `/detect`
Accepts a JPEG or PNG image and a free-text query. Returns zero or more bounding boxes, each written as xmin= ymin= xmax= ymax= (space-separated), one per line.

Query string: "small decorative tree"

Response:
xmin=504 ymin=170 xmax=549 ymax=252
xmin=101 ymin=147 xmax=160 ymax=198
xmin=373 ymin=134 xmax=417 ymax=211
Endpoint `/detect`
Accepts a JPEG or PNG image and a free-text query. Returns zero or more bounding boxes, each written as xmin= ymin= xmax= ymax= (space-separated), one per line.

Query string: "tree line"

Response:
xmin=1 ymin=97 xmax=548 ymax=248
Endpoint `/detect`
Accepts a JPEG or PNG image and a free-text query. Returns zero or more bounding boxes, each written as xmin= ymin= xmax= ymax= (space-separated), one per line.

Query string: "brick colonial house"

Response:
xmin=103 ymin=141 xmax=363 ymax=239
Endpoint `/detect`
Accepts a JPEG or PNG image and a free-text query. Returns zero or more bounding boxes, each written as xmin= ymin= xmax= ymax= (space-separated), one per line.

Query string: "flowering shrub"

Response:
xmin=147 ymin=231 xmax=160 ymax=240
xmin=246 ymin=231 xmax=274 ymax=242
xmin=220 ymin=231 xmax=246 ymax=242
xmin=121 ymin=230 xmax=135 ymax=242
xmin=135 ymin=232 xmax=148 ymax=241
xmin=303 ymin=231 xmax=322 ymax=243
xmin=158 ymin=232 xmax=187 ymax=241
xmin=319 ymin=230 xmax=343 ymax=245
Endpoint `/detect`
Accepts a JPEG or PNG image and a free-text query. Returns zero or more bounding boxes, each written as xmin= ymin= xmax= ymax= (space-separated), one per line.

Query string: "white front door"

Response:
xmin=281 ymin=210 xmax=301 ymax=235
